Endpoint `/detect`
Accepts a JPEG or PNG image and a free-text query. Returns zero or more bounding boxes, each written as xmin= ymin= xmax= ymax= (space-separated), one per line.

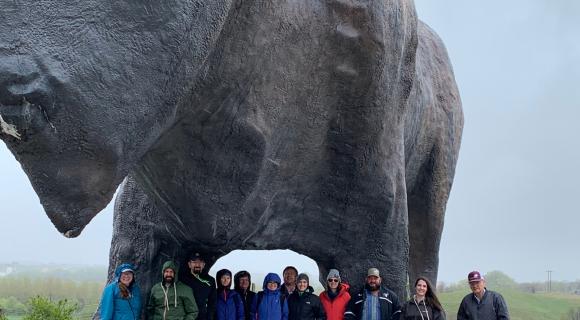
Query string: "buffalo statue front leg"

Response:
xmin=100 ymin=175 xmax=186 ymax=320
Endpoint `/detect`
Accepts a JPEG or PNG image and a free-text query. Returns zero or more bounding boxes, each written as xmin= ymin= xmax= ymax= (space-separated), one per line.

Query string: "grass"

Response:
xmin=440 ymin=289 xmax=580 ymax=320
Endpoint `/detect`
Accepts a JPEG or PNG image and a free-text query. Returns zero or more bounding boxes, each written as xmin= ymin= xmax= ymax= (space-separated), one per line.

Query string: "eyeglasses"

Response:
xmin=327 ymin=279 xmax=339 ymax=283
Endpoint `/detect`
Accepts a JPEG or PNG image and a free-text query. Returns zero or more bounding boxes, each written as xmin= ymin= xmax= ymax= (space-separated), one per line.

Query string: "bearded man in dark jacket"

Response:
xmin=344 ymin=268 xmax=401 ymax=320
xmin=181 ymin=252 xmax=217 ymax=320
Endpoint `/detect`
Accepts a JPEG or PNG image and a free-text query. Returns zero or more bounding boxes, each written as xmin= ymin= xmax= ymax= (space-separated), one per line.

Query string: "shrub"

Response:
xmin=23 ymin=296 xmax=78 ymax=320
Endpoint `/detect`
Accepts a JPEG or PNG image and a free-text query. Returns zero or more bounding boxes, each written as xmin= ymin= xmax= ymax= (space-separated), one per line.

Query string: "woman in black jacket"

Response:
xmin=287 ymin=273 xmax=326 ymax=320
xmin=401 ymin=277 xmax=445 ymax=320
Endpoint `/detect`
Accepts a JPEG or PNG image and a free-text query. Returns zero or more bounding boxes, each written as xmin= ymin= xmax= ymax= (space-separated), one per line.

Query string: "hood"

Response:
xmin=262 ymin=273 xmax=282 ymax=291
xmin=297 ymin=286 xmax=314 ymax=295
xmin=234 ymin=270 xmax=252 ymax=292
xmin=339 ymin=282 xmax=350 ymax=293
xmin=217 ymin=268 xmax=233 ymax=290
xmin=161 ymin=260 xmax=178 ymax=281
xmin=114 ymin=263 xmax=136 ymax=284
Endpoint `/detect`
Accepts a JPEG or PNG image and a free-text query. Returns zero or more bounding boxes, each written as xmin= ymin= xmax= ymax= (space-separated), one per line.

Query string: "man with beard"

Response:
xmin=344 ymin=268 xmax=401 ymax=320
xmin=181 ymin=252 xmax=217 ymax=320
xmin=147 ymin=260 xmax=199 ymax=320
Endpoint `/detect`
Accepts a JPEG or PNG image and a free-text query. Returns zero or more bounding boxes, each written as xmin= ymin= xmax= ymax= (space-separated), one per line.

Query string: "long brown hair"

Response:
xmin=414 ymin=276 xmax=444 ymax=313
xmin=118 ymin=282 xmax=131 ymax=299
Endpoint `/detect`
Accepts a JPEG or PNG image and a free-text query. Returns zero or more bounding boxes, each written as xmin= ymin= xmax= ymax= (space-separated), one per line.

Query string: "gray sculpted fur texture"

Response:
xmin=0 ymin=0 xmax=462 ymax=310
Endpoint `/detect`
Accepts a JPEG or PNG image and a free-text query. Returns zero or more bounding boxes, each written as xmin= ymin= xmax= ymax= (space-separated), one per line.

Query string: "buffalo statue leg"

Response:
xmin=99 ymin=175 xmax=185 ymax=320
xmin=406 ymin=22 xmax=463 ymax=291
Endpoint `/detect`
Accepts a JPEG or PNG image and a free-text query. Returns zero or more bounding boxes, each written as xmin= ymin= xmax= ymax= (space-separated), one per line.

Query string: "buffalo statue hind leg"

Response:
xmin=406 ymin=21 xmax=463 ymax=289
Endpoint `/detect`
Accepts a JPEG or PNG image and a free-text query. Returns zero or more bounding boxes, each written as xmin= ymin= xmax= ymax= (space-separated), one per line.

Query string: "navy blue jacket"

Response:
xmin=217 ymin=289 xmax=245 ymax=320
xmin=344 ymin=287 xmax=401 ymax=320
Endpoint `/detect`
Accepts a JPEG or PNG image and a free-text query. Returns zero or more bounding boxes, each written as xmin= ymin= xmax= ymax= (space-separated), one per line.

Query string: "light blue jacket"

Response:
xmin=100 ymin=263 xmax=142 ymax=320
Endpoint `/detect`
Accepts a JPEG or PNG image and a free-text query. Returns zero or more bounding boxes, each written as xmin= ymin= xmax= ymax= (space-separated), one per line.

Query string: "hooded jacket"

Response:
xmin=251 ymin=273 xmax=289 ymax=320
xmin=100 ymin=263 xmax=142 ymax=320
xmin=234 ymin=271 xmax=256 ymax=320
xmin=287 ymin=286 xmax=326 ymax=320
xmin=216 ymin=269 xmax=245 ymax=320
xmin=147 ymin=261 xmax=199 ymax=320
xmin=320 ymin=283 xmax=351 ymax=320
xmin=181 ymin=265 xmax=217 ymax=320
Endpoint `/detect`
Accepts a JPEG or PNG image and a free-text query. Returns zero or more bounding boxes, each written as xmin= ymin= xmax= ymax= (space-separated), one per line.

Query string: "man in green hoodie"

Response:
xmin=147 ymin=261 xmax=199 ymax=320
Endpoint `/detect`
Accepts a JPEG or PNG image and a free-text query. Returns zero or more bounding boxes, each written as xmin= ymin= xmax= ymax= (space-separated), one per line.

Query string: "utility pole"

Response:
xmin=546 ymin=270 xmax=553 ymax=293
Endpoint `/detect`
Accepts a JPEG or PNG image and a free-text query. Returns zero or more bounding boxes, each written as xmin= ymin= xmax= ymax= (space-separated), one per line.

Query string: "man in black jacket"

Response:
xmin=457 ymin=271 xmax=510 ymax=320
xmin=234 ymin=270 xmax=256 ymax=320
xmin=181 ymin=252 xmax=217 ymax=320
xmin=280 ymin=266 xmax=299 ymax=299
xmin=344 ymin=268 xmax=401 ymax=320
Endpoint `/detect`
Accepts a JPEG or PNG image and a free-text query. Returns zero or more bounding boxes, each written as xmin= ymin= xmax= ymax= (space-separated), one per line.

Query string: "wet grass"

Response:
xmin=440 ymin=289 xmax=580 ymax=320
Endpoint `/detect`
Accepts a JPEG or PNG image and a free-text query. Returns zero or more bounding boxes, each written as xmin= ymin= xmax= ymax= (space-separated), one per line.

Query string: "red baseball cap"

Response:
xmin=468 ymin=271 xmax=485 ymax=282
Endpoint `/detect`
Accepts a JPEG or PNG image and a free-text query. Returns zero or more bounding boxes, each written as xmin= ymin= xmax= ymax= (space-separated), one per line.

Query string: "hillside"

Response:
xmin=440 ymin=289 xmax=580 ymax=320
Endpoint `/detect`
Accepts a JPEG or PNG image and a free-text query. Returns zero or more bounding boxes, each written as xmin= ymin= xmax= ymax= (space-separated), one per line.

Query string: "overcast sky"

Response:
xmin=1 ymin=0 xmax=579 ymax=284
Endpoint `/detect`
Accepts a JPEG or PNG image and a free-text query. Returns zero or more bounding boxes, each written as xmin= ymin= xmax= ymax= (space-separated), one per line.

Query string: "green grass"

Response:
xmin=440 ymin=289 xmax=580 ymax=320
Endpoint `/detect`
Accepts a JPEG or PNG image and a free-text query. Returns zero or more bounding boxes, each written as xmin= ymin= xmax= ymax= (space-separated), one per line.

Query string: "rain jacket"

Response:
xmin=100 ymin=263 xmax=142 ymax=320
xmin=147 ymin=261 xmax=199 ymax=320
xmin=216 ymin=269 xmax=245 ymax=320
xmin=287 ymin=286 xmax=326 ymax=320
xmin=234 ymin=271 xmax=256 ymax=320
xmin=250 ymin=273 xmax=289 ymax=320
xmin=320 ymin=283 xmax=351 ymax=320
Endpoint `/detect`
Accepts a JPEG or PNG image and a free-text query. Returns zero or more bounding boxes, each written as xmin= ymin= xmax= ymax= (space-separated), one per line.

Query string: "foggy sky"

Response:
xmin=1 ymin=0 xmax=578 ymax=283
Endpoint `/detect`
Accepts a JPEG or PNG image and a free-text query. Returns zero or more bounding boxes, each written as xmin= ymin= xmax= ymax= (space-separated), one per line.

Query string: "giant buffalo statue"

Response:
xmin=0 ymin=0 xmax=462 ymax=305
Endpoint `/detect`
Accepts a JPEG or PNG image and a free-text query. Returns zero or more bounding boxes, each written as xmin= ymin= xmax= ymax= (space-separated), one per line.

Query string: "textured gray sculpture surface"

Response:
xmin=0 ymin=0 xmax=462 ymax=304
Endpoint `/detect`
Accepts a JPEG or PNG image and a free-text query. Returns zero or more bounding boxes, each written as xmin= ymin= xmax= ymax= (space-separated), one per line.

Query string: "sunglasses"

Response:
xmin=327 ymin=279 xmax=339 ymax=283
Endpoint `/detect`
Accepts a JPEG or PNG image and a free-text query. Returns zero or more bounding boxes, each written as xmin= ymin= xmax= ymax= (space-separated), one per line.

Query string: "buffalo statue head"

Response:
xmin=0 ymin=0 xmax=231 ymax=236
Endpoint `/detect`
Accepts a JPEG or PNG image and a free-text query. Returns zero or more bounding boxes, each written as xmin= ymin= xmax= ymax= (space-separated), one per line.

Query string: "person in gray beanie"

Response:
xmin=287 ymin=273 xmax=326 ymax=320
xmin=320 ymin=269 xmax=351 ymax=320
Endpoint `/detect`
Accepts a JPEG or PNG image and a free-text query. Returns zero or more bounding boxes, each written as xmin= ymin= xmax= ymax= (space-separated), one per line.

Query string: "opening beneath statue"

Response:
xmin=209 ymin=249 xmax=323 ymax=292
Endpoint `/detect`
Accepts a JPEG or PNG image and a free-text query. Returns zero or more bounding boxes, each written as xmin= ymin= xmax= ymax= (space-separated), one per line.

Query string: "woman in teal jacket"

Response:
xmin=100 ymin=263 xmax=142 ymax=320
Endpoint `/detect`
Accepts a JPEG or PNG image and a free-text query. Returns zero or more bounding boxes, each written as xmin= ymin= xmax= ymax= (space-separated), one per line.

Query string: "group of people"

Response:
xmin=100 ymin=252 xmax=510 ymax=320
